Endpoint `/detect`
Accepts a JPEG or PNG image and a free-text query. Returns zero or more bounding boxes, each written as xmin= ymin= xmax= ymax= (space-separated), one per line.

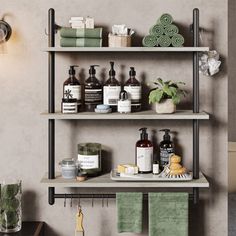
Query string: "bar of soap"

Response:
xmin=117 ymin=164 xmax=139 ymax=175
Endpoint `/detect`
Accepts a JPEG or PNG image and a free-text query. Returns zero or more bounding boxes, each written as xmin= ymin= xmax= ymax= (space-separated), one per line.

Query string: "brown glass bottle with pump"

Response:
xmin=63 ymin=65 xmax=82 ymax=111
xmin=135 ymin=128 xmax=153 ymax=173
xmin=84 ymin=65 xmax=103 ymax=112
xmin=124 ymin=67 xmax=142 ymax=112
xmin=103 ymin=61 xmax=121 ymax=112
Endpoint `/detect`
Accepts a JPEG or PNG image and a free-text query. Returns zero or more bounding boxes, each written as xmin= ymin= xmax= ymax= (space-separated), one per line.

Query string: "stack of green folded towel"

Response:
xmin=60 ymin=27 xmax=103 ymax=47
xmin=142 ymin=13 xmax=185 ymax=47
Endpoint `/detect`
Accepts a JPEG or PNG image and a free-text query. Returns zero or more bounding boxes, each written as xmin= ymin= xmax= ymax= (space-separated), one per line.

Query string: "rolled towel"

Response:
xmin=142 ymin=35 xmax=158 ymax=47
xmin=164 ymin=24 xmax=179 ymax=37
xmin=60 ymin=38 xmax=102 ymax=47
xmin=60 ymin=27 xmax=102 ymax=38
xmin=149 ymin=24 xmax=164 ymax=37
xmin=157 ymin=13 xmax=173 ymax=26
xmin=158 ymin=35 xmax=171 ymax=47
xmin=171 ymin=34 xmax=185 ymax=47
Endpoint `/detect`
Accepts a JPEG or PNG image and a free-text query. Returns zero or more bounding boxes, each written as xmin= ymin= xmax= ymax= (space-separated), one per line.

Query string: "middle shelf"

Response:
xmin=41 ymin=172 xmax=209 ymax=188
xmin=41 ymin=110 xmax=210 ymax=120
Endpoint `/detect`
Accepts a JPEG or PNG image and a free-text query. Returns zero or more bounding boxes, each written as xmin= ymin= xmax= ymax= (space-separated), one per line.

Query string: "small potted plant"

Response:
xmin=149 ymin=78 xmax=186 ymax=114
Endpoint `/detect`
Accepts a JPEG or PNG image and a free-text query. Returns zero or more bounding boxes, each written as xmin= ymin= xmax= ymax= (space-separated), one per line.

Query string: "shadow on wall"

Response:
xmin=22 ymin=191 xmax=39 ymax=220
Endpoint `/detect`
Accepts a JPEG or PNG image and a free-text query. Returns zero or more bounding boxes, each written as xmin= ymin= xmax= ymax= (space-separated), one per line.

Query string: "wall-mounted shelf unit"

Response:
xmin=41 ymin=110 xmax=210 ymax=120
xmin=43 ymin=46 xmax=209 ymax=52
xmin=41 ymin=172 xmax=209 ymax=188
xmin=43 ymin=8 xmax=210 ymax=205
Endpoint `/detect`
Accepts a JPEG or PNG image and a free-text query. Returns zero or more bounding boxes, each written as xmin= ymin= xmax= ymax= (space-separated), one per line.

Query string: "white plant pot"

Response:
xmin=155 ymin=99 xmax=176 ymax=114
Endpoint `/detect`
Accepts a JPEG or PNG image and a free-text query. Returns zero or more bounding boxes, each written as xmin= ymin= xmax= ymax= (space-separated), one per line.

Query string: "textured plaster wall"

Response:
xmin=229 ymin=0 xmax=236 ymax=141
xmin=0 ymin=1 xmax=227 ymax=235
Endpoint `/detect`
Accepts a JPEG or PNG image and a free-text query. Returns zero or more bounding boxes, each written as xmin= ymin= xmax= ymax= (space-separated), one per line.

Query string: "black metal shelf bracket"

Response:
xmin=47 ymin=8 xmax=202 ymax=205
xmin=48 ymin=8 xmax=55 ymax=205
xmin=193 ymin=8 xmax=200 ymax=204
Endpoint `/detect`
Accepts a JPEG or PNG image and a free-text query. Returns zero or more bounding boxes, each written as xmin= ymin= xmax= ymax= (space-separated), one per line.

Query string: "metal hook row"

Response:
xmin=62 ymin=193 xmax=110 ymax=208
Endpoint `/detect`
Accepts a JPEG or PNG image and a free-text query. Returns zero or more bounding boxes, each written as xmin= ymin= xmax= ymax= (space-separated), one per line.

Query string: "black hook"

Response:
xmin=64 ymin=194 xmax=66 ymax=207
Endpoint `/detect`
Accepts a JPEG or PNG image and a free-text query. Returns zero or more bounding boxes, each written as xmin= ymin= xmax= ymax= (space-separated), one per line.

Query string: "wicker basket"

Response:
xmin=108 ymin=33 xmax=131 ymax=47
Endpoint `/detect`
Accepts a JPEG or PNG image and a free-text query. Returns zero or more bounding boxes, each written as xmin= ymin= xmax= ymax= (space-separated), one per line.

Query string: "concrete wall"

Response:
xmin=0 ymin=1 xmax=228 ymax=235
xmin=229 ymin=0 xmax=236 ymax=141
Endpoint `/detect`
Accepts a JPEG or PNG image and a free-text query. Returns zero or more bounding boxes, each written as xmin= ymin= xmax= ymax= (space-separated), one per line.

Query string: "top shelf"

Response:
xmin=44 ymin=47 xmax=210 ymax=53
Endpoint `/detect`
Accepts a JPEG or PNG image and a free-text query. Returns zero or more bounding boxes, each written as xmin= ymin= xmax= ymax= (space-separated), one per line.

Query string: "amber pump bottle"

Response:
xmin=135 ymin=127 xmax=153 ymax=173
xmin=124 ymin=67 xmax=142 ymax=112
xmin=63 ymin=65 xmax=82 ymax=111
xmin=103 ymin=61 xmax=121 ymax=112
xmin=84 ymin=65 xmax=103 ymax=112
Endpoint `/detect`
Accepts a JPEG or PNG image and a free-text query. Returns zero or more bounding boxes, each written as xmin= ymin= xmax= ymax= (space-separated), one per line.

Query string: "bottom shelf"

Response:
xmin=41 ymin=172 xmax=209 ymax=188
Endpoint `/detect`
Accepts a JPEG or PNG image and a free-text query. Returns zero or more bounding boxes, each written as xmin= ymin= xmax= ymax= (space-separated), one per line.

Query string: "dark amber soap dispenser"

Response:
xmin=135 ymin=127 xmax=153 ymax=173
xmin=84 ymin=65 xmax=103 ymax=112
xmin=124 ymin=67 xmax=142 ymax=112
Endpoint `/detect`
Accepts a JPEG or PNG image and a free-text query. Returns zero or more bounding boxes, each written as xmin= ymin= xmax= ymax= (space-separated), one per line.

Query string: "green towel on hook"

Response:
xmin=142 ymin=35 xmax=158 ymax=47
xmin=60 ymin=27 xmax=102 ymax=38
xmin=157 ymin=13 xmax=173 ymax=26
xmin=164 ymin=24 xmax=179 ymax=37
xmin=149 ymin=24 xmax=164 ymax=37
xmin=149 ymin=192 xmax=188 ymax=236
xmin=158 ymin=35 xmax=171 ymax=47
xmin=116 ymin=192 xmax=143 ymax=233
xmin=172 ymin=34 xmax=185 ymax=47
xmin=60 ymin=38 xmax=102 ymax=47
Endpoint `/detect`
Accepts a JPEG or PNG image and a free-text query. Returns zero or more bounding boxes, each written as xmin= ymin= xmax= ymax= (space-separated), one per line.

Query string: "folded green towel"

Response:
xmin=158 ymin=35 xmax=171 ymax=47
xmin=60 ymin=38 xmax=102 ymax=47
xmin=157 ymin=13 xmax=173 ymax=26
xmin=142 ymin=35 xmax=158 ymax=47
xmin=60 ymin=27 xmax=102 ymax=38
xmin=164 ymin=24 xmax=179 ymax=37
xmin=149 ymin=192 xmax=188 ymax=236
xmin=116 ymin=192 xmax=143 ymax=233
xmin=171 ymin=34 xmax=185 ymax=47
xmin=149 ymin=24 xmax=164 ymax=37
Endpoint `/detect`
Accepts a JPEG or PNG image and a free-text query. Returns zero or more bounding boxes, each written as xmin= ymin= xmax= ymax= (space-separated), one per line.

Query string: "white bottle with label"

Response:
xmin=63 ymin=65 xmax=82 ymax=111
xmin=103 ymin=62 xmax=121 ymax=112
xmin=117 ymin=90 xmax=131 ymax=113
xmin=136 ymin=128 xmax=153 ymax=173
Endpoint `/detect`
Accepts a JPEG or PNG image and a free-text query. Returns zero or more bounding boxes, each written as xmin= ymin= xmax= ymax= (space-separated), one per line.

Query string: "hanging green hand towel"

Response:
xmin=142 ymin=35 xmax=158 ymax=47
xmin=164 ymin=24 xmax=179 ymax=37
xmin=158 ymin=35 xmax=171 ymax=47
xmin=172 ymin=34 xmax=185 ymax=47
xmin=149 ymin=24 xmax=164 ymax=37
xmin=157 ymin=13 xmax=173 ymax=26
xmin=116 ymin=192 xmax=143 ymax=233
xmin=60 ymin=27 xmax=102 ymax=38
xmin=149 ymin=192 xmax=188 ymax=236
xmin=60 ymin=38 xmax=102 ymax=47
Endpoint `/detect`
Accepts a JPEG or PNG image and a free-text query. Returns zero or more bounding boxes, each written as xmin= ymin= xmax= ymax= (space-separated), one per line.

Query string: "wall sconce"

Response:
xmin=0 ymin=19 xmax=11 ymax=42
xmin=0 ymin=19 xmax=12 ymax=53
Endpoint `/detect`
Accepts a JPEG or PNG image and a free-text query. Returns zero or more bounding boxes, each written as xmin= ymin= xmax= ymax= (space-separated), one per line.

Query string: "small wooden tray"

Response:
xmin=110 ymin=169 xmax=193 ymax=182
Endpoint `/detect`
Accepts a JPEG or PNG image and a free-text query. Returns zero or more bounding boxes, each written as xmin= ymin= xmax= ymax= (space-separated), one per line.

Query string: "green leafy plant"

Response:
xmin=149 ymin=78 xmax=187 ymax=105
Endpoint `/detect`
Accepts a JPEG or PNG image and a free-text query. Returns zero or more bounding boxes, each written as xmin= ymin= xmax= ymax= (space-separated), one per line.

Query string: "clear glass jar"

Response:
xmin=0 ymin=179 xmax=22 ymax=233
xmin=59 ymin=158 xmax=77 ymax=179
xmin=78 ymin=143 xmax=102 ymax=176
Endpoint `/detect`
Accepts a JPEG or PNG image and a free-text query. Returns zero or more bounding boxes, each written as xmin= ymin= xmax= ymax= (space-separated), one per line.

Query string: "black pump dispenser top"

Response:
xmin=109 ymin=61 xmax=116 ymax=76
xmin=89 ymin=65 xmax=99 ymax=75
xmin=139 ymin=127 xmax=148 ymax=140
xmin=160 ymin=129 xmax=171 ymax=141
xmin=119 ymin=90 xmax=128 ymax=100
xmin=129 ymin=67 xmax=136 ymax=76
xmin=69 ymin=65 xmax=78 ymax=75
